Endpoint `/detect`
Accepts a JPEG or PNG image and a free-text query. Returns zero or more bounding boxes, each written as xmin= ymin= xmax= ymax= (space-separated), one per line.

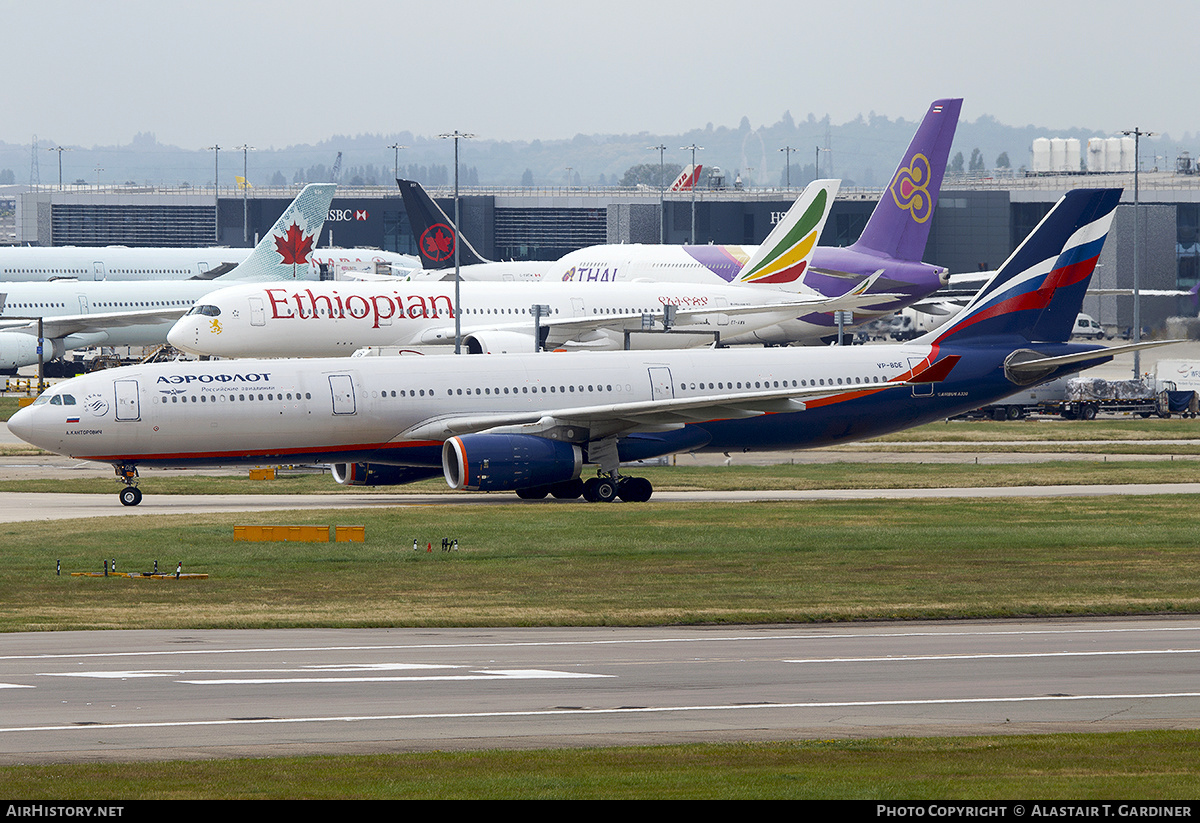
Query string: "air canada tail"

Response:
xmin=732 ymin=179 xmax=838 ymax=291
xmin=220 ymin=183 xmax=337 ymax=282
xmin=922 ymin=188 xmax=1122 ymax=346
xmin=397 ymin=178 xmax=491 ymax=269
xmin=851 ymin=98 xmax=961 ymax=262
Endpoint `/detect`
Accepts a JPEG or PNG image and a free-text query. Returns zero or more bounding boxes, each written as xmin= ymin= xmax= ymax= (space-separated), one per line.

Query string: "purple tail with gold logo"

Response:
xmin=851 ymin=98 xmax=961 ymax=263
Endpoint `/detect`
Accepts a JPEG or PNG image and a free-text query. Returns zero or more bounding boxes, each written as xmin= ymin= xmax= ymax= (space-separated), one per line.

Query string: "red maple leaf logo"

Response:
xmin=274 ymin=222 xmax=315 ymax=266
xmin=419 ymin=223 xmax=456 ymax=263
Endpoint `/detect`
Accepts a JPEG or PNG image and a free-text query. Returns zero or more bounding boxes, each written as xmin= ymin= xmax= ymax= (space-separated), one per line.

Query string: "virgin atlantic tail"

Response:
xmin=851 ymin=98 xmax=961 ymax=263
xmin=397 ymin=178 xmax=490 ymax=269
xmin=921 ymin=188 xmax=1122 ymax=346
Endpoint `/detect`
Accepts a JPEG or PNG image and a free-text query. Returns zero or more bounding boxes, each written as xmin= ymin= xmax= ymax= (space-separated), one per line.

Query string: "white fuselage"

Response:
xmin=8 ymin=344 xmax=941 ymax=467
xmin=0 ymin=247 xmax=420 ymax=283
xmin=167 ymin=278 xmax=830 ymax=357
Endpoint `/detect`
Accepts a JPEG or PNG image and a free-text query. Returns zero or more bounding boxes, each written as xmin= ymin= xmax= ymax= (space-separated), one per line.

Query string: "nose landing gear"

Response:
xmin=115 ymin=464 xmax=142 ymax=506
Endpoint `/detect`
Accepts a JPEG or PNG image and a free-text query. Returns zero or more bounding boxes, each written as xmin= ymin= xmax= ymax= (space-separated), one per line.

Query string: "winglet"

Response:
xmin=733 ymin=179 xmax=839 ymax=292
xmin=219 ymin=183 xmax=337 ymax=283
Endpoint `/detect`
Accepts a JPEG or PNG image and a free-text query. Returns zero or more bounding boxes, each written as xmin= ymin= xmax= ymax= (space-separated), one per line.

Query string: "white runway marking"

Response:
xmin=1 ymin=692 xmax=1198 ymax=735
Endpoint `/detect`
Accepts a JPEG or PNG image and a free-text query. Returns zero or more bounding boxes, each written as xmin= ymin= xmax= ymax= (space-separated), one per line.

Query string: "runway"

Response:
xmin=2 ymin=618 xmax=1198 ymax=763
xmin=5 ymin=481 xmax=1200 ymax=522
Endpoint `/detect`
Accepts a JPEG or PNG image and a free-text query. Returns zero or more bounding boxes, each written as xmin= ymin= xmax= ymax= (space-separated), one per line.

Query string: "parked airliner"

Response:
xmin=168 ymin=181 xmax=888 ymax=356
xmin=0 ymin=184 xmax=336 ymax=372
xmin=12 ymin=188 xmax=1171 ymax=507
xmin=0 ymin=239 xmax=417 ymax=283
xmin=400 ymin=99 xmax=961 ymax=343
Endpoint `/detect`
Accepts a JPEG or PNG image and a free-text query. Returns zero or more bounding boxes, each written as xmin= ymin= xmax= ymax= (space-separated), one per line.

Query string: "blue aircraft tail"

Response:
xmin=922 ymin=188 xmax=1122 ymax=346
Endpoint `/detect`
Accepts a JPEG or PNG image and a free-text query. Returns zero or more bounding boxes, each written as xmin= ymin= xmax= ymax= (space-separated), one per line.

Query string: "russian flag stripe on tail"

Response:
xmin=921 ymin=188 xmax=1121 ymax=346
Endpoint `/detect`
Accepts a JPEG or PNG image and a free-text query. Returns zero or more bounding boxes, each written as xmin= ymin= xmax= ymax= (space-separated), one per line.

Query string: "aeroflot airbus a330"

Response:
xmin=11 ymin=189 xmax=1169 ymax=506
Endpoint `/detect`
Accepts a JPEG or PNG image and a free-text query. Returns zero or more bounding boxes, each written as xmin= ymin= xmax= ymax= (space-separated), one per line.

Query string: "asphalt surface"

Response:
xmin=3 ymin=618 xmax=1199 ymax=763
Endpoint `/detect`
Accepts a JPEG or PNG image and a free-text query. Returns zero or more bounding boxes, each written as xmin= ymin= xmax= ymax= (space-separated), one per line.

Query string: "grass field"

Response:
xmin=5 ymin=732 xmax=1200 ymax=799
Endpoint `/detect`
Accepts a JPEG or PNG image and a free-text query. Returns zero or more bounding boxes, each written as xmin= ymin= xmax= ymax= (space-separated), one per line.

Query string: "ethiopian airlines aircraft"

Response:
xmin=0 ymin=184 xmax=337 ymax=372
xmin=168 ymin=182 xmax=883 ymax=357
xmin=399 ymin=99 xmax=961 ymax=342
xmin=12 ymin=188 xmax=1173 ymax=507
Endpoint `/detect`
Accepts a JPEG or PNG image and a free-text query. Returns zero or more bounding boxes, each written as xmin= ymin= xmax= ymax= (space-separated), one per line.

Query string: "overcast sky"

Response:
xmin=5 ymin=0 xmax=1195 ymax=149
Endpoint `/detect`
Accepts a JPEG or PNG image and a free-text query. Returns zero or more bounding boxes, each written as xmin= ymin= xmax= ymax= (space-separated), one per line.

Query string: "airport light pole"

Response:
xmin=1122 ymin=127 xmax=1154 ymax=377
xmin=46 ymin=146 xmax=71 ymax=191
xmin=236 ymin=144 xmax=254 ymax=246
xmin=439 ymin=131 xmax=475 ymax=354
xmin=648 ymin=144 xmax=666 ymax=242
xmin=779 ymin=145 xmax=796 ymax=189
xmin=681 ymin=144 xmax=702 ymax=243
xmin=815 ymin=145 xmax=831 ymax=179
xmin=206 ymin=145 xmax=220 ymax=243
xmin=387 ymin=143 xmax=406 ymax=181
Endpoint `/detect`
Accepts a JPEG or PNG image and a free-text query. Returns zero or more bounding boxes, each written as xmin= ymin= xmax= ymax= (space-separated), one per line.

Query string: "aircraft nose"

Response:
xmin=7 ymin=403 xmax=36 ymax=446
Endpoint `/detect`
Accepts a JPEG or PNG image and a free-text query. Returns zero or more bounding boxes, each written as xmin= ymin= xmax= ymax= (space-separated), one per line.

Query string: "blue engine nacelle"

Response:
xmin=330 ymin=463 xmax=443 ymax=486
xmin=442 ymin=434 xmax=582 ymax=491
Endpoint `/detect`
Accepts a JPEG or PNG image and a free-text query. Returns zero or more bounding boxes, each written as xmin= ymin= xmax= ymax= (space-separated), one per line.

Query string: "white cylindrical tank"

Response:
xmin=1088 ymin=138 xmax=1107 ymax=172
xmin=1106 ymin=137 xmax=1124 ymax=172
xmin=1031 ymin=137 xmax=1051 ymax=172
xmin=1065 ymin=138 xmax=1081 ymax=173
xmin=1121 ymin=135 xmax=1137 ymax=171
xmin=1050 ymin=138 xmax=1067 ymax=173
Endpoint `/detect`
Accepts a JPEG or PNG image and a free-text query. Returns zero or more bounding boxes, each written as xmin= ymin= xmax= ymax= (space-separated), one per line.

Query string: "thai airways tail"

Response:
xmin=731 ymin=179 xmax=839 ymax=292
xmin=668 ymin=164 xmax=703 ymax=191
xmin=218 ymin=183 xmax=337 ymax=283
xmin=396 ymin=178 xmax=491 ymax=269
xmin=921 ymin=188 xmax=1122 ymax=346
xmin=851 ymin=98 xmax=961 ymax=262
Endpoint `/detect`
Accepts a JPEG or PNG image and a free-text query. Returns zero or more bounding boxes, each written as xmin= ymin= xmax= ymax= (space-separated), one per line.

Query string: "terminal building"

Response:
xmin=8 ymin=172 xmax=1199 ymax=334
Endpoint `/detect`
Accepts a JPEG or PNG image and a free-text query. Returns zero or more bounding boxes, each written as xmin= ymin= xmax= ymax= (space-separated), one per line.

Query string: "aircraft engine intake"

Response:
xmin=462 ymin=330 xmax=538 ymax=355
xmin=0 ymin=335 xmax=65 ymax=370
xmin=329 ymin=463 xmax=442 ymax=486
xmin=442 ymin=434 xmax=582 ymax=491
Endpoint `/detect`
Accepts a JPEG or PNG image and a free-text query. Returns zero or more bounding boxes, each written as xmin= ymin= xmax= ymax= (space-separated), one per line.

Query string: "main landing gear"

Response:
xmin=514 ymin=473 xmax=653 ymax=503
xmin=115 ymin=463 xmax=142 ymax=506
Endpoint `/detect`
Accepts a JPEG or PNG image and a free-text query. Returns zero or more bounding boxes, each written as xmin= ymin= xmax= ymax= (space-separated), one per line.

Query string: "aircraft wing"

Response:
xmin=400 ymin=356 xmax=959 ymax=442
xmin=412 ymin=287 xmax=904 ymax=346
xmin=0 ymin=307 xmax=188 ymax=339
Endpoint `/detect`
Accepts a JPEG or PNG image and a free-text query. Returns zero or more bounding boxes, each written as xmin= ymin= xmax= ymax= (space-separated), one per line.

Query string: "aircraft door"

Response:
xmin=571 ymin=298 xmax=585 ymax=317
xmin=114 ymin=379 xmax=140 ymax=421
xmin=249 ymin=297 xmax=266 ymax=327
xmin=77 ymin=294 xmax=89 ymax=314
xmin=92 ymin=262 xmax=105 ymax=281
xmin=329 ymin=374 xmax=356 ymax=415
xmin=648 ymin=367 xmax=674 ymax=401
xmin=907 ymin=357 xmax=933 ymax=397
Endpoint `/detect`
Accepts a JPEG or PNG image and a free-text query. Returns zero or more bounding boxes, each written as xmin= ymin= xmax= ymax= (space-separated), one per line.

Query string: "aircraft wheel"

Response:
xmin=516 ymin=486 xmax=549 ymax=500
xmin=583 ymin=477 xmax=618 ymax=503
xmin=618 ymin=477 xmax=653 ymax=503
xmin=119 ymin=487 xmax=143 ymax=507
xmin=549 ymin=479 xmax=584 ymax=499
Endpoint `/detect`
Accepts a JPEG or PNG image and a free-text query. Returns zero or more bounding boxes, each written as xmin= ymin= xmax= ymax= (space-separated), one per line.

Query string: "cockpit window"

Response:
xmin=186 ymin=305 xmax=221 ymax=317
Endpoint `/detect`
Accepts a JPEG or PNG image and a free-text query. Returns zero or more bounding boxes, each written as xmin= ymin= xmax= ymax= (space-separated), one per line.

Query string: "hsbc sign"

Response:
xmin=328 ymin=209 xmax=370 ymax=222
